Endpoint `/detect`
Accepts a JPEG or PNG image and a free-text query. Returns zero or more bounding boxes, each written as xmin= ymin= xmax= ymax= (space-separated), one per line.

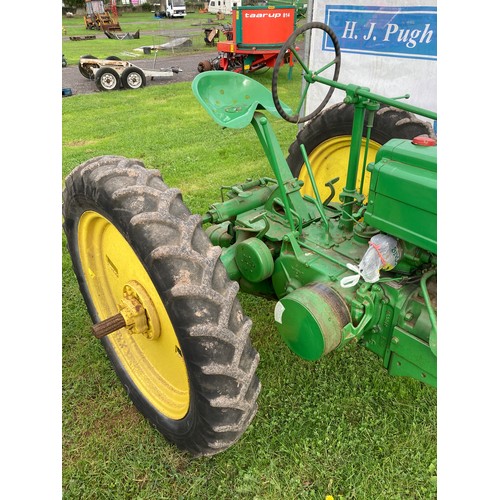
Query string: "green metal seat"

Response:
xmin=192 ymin=71 xmax=292 ymax=129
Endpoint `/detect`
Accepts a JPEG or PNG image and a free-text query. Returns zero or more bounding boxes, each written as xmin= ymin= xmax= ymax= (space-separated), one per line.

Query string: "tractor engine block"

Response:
xmin=203 ymin=137 xmax=437 ymax=386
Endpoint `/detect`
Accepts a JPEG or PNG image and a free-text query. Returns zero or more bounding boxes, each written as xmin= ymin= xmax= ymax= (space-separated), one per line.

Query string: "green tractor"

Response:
xmin=62 ymin=23 xmax=436 ymax=457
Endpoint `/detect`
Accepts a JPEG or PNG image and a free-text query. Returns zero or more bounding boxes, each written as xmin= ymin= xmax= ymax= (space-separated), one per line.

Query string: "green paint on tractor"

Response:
xmin=193 ymin=24 xmax=437 ymax=387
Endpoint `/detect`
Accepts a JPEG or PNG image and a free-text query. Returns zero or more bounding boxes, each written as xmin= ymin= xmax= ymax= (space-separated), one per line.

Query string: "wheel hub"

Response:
xmin=121 ymin=280 xmax=161 ymax=339
xmin=126 ymin=74 xmax=140 ymax=87
xmin=102 ymin=73 xmax=117 ymax=89
xmin=92 ymin=280 xmax=161 ymax=340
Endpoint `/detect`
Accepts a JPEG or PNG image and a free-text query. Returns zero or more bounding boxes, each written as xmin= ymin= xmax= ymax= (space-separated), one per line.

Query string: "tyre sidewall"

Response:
xmin=287 ymin=103 xmax=435 ymax=177
xmin=121 ymin=67 xmax=146 ymax=90
xmin=78 ymin=55 xmax=97 ymax=79
xmin=63 ymin=165 xmax=217 ymax=451
xmin=95 ymin=67 xmax=120 ymax=91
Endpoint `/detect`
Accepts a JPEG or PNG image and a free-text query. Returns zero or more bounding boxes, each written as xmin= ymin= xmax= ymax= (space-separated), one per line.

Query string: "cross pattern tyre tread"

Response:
xmin=62 ymin=155 xmax=261 ymax=456
xmin=286 ymin=102 xmax=436 ymax=177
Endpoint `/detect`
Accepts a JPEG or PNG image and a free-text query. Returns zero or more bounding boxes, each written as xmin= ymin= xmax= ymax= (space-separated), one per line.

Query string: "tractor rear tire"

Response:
xmin=286 ymin=103 xmax=436 ymax=201
xmin=62 ymin=156 xmax=261 ymax=456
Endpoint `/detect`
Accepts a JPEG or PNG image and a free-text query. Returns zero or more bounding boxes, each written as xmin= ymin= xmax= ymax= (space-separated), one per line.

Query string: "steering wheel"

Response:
xmin=272 ymin=22 xmax=341 ymax=123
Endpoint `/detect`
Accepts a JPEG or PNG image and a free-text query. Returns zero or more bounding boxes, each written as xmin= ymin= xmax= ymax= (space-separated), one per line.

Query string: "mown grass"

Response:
xmin=62 ymin=12 xmax=238 ymax=65
xmin=62 ymin=66 xmax=437 ymax=498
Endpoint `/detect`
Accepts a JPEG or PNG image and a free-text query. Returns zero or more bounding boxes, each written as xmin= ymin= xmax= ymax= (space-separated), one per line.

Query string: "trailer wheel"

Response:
xmin=287 ymin=103 xmax=436 ymax=201
xmin=78 ymin=55 xmax=98 ymax=79
xmin=121 ymin=67 xmax=146 ymax=90
xmin=62 ymin=156 xmax=260 ymax=456
xmin=106 ymin=56 xmax=122 ymax=61
xmin=95 ymin=67 xmax=121 ymax=91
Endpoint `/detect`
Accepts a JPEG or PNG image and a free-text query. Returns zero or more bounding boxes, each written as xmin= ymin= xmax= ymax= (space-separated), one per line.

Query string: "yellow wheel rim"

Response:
xmin=78 ymin=211 xmax=190 ymax=420
xmin=297 ymin=136 xmax=381 ymax=202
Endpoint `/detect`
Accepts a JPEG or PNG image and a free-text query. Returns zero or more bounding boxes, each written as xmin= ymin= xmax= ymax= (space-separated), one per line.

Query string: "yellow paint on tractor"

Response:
xmin=78 ymin=211 xmax=190 ymax=420
xmin=298 ymin=136 xmax=380 ymax=202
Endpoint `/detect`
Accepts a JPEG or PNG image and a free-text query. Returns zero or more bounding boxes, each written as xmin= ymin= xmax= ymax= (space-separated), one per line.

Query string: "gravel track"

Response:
xmin=62 ymin=17 xmax=226 ymax=95
xmin=62 ymin=50 xmax=218 ymax=96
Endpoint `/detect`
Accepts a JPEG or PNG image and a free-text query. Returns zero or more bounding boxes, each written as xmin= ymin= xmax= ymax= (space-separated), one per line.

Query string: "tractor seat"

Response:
xmin=192 ymin=71 xmax=292 ymax=129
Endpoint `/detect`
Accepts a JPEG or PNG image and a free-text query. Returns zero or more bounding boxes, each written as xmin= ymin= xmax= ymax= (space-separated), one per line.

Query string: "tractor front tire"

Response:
xmin=287 ymin=103 xmax=436 ymax=202
xmin=62 ymin=156 xmax=261 ymax=456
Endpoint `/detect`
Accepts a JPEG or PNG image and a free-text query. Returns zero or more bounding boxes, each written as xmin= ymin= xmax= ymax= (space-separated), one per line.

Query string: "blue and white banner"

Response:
xmin=306 ymin=0 xmax=437 ymax=117
xmin=324 ymin=5 xmax=437 ymax=60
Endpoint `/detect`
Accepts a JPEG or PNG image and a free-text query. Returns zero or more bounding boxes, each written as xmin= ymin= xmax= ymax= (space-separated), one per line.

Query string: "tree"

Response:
xmin=63 ymin=0 xmax=85 ymax=9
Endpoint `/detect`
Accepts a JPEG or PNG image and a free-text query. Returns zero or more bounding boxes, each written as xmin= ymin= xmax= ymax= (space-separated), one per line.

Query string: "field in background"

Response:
xmin=63 ymin=11 xmax=257 ymax=65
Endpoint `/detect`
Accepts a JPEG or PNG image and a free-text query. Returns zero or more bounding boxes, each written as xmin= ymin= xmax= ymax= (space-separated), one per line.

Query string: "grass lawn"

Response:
xmin=62 ymin=12 xmax=242 ymax=65
xmin=62 ymin=62 xmax=437 ymax=499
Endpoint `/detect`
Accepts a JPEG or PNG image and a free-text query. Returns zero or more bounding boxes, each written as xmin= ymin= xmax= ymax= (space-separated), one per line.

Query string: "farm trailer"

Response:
xmin=198 ymin=5 xmax=297 ymax=74
xmin=78 ymin=56 xmax=182 ymax=91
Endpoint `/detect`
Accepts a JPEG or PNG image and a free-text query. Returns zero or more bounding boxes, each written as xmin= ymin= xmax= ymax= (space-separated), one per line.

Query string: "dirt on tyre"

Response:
xmin=287 ymin=103 xmax=436 ymax=202
xmin=62 ymin=156 xmax=261 ymax=456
